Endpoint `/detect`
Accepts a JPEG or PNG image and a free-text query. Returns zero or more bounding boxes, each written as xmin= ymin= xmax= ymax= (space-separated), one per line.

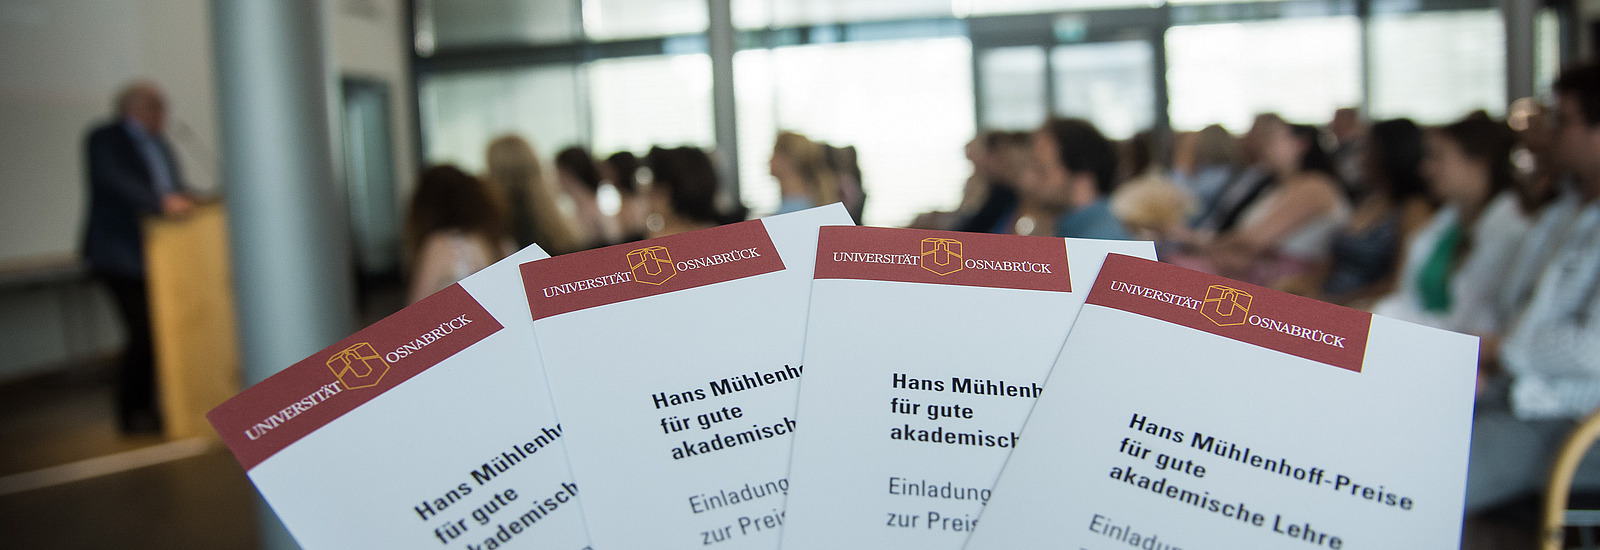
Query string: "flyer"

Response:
xmin=963 ymin=254 xmax=1478 ymax=549
xmin=207 ymin=245 xmax=591 ymax=550
xmin=778 ymin=226 xmax=1155 ymax=549
xmin=520 ymin=205 xmax=853 ymax=550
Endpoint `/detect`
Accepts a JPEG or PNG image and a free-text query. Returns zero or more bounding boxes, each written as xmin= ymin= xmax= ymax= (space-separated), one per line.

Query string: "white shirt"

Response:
xmin=1501 ymin=197 xmax=1600 ymax=419
xmin=1372 ymin=192 xmax=1530 ymax=335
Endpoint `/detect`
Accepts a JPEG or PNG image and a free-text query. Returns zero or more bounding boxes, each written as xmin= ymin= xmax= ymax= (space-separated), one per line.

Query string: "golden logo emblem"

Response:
xmin=325 ymin=342 xmax=390 ymax=390
xmin=919 ymin=238 xmax=964 ymax=276
xmin=1201 ymin=284 xmax=1252 ymax=327
xmin=628 ymin=245 xmax=677 ymax=286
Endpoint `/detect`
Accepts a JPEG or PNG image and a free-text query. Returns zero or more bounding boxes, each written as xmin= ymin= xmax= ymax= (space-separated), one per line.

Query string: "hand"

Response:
xmin=161 ymin=194 xmax=196 ymax=218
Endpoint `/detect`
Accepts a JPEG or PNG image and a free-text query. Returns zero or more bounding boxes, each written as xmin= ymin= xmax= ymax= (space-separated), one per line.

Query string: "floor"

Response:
xmin=0 ymin=278 xmax=407 ymax=550
xmin=0 ymin=365 xmax=262 ymax=548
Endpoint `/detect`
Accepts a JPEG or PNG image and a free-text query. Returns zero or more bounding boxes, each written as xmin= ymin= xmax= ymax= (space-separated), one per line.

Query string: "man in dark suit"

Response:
xmin=83 ymin=81 xmax=195 ymax=435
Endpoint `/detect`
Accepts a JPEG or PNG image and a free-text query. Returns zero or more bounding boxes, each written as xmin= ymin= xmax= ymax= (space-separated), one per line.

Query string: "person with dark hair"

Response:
xmin=83 ymin=80 xmax=198 ymax=434
xmin=555 ymin=145 xmax=619 ymax=249
xmin=946 ymin=131 xmax=1026 ymax=233
xmin=404 ymin=165 xmax=512 ymax=303
xmin=599 ymin=151 xmax=648 ymax=243
xmin=823 ymin=143 xmax=866 ymax=224
xmin=644 ymin=146 xmax=721 ymax=237
xmin=1371 ymin=114 xmax=1528 ymax=333
xmin=1458 ymin=62 xmax=1600 ymax=517
xmin=1202 ymin=121 xmax=1349 ymax=286
xmin=1024 ymin=117 xmax=1131 ymax=240
xmin=1281 ymin=118 xmax=1434 ymax=306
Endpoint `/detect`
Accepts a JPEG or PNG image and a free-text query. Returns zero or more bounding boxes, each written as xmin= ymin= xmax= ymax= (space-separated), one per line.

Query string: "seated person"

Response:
xmin=1465 ymin=62 xmax=1600 ymax=515
xmin=644 ymin=146 xmax=723 ymax=238
xmin=1280 ymin=118 xmax=1433 ymax=307
xmin=404 ymin=165 xmax=513 ymax=303
xmin=1022 ymin=117 xmax=1132 ymax=240
xmin=1199 ymin=121 xmax=1350 ymax=286
xmin=1371 ymin=114 xmax=1529 ymax=335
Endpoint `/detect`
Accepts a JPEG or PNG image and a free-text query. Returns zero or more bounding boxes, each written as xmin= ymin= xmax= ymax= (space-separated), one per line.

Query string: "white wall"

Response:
xmin=332 ymin=0 xmax=417 ymax=203
xmin=0 ymin=0 xmax=416 ymax=381
xmin=0 ymin=0 xmax=220 ymax=265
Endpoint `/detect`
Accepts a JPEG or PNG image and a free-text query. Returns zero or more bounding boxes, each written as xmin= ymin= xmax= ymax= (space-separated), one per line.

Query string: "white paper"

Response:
xmin=526 ymin=205 xmax=853 ymax=549
xmin=213 ymin=245 xmax=592 ymax=550
xmin=780 ymin=230 xmax=1155 ymax=550
xmin=964 ymin=254 xmax=1478 ymax=549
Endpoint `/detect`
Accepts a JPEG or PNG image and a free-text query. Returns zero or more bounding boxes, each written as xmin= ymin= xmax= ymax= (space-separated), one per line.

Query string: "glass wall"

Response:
xmin=1052 ymin=40 xmax=1155 ymax=139
xmin=736 ymin=38 xmax=975 ymax=225
xmin=1368 ymin=9 xmax=1505 ymax=123
xmin=979 ymin=46 xmax=1049 ymax=132
xmin=419 ymin=66 xmax=586 ymax=173
xmin=587 ymin=54 xmax=716 ymax=155
xmin=1166 ymin=16 xmax=1362 ymax=131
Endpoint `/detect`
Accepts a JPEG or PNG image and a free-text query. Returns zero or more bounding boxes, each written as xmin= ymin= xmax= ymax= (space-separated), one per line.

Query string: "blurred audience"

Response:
xmin=1191 ymin=121 xmax=1350 ymax=285
xmin=960 ymin=131 xmax=1030 ymax=233
xmin=1328 ymin=106 xmax=1366 ymax=193
xmin=1281 ymin=118 xmax=1432 ymax=306
xmin=1464 ymin=61 xmax=1600 ymax=515
xmin=1110 ymin=172 xmax=1194 ymax=242
xmin=771 ymin=131 xmax=837 ymax=214
xmin=1111 ymin=126 xmax=1195 ymax=241
xmin=404 ymin=165 xmax=513 ymax=303
xmin=823 ymin=143 xmax=866 ymax=223
xmin=484 ymin=135 xmax=579 ymax=255
xmin=1025 ymin=117 xmax=1131 ymax=240
xmin=600 ymin=151 xmax=649 ymax=243
xmin=1171 ymin=124 xmax=1243 ymax=211
xmin=645 ymin=146 xmax=723 ymax=237
xmin=1372 ymin=114 xmax=1528 ymax=334
xmin=1189 ymin=113 xmax=1284 ymax=236
xmin=555 ymin=146 xmax=621 ymax=249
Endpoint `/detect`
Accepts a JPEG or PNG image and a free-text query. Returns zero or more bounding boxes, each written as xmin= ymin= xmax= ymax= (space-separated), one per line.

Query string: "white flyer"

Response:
xmin=779 ymin=225 xmax=1155 ymax=549
xmin=964 ymin=253 xmax=1478 ymax=549
xmin=208 ymin=245 xmax=591 ymax=550
xmin=520 ymin=205 xmax=853 ymax=550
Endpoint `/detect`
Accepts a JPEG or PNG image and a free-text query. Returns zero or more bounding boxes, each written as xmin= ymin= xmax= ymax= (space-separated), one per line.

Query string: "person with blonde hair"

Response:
xmin=770 ymin=131 xmax=837 ymax=214
xmin=484 ymin=135 xmax=578 ymax=254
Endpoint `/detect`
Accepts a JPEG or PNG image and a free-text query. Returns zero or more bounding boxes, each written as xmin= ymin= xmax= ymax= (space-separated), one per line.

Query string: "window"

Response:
xmin=1368 ymin=9 xmax=1505 ymax=123
xmin=1052 ymin=40 xmax=1154 ymax=139
xmin=735 ymin=38 xmax=975 ymax=226
xmin=582 ymin=0 xmax=708 ymax=40
xmin=419 ymin=66 xmax=586 ymax=173
xmin=587 ymin=54 xmax=716 ymax=155
xmin=417 ymin=0 xmax=580 ymax=50
xmin=979 ymin=47 xmax=1049 ymax=131
xmin=1166 ymin=17 xmax=1361 ymax=131
xmin=733 ymin=0 xmax=951 ymax=29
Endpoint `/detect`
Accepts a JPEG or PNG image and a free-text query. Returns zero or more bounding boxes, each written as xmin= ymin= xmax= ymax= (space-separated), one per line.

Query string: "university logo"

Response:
xmin=629 ymin=245 xmax=677 ymax=285
xmin=326 ymin=342 xmax=390 ymax=389
xmin=1201 ymin=284 xmax=1252 ymax=327
xmin=919 ymin=238 xmax=964 ymax=276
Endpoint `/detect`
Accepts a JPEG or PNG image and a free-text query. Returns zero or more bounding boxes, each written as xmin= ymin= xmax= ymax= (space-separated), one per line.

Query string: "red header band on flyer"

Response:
xmin=813 ymin=225 xmax=1072 ymax=293
xmin=207 ymin=284 xmax=502 ymax=470
xmin=521 ymin=219 xmax=787 ymax=320
xmin=1086 ymin=254 xmax=1372 ymax=373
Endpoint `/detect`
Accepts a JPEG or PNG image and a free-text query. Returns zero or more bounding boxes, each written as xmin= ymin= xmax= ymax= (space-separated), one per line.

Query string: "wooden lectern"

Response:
xmin=143 ymin=201 xmax=242 ymax=440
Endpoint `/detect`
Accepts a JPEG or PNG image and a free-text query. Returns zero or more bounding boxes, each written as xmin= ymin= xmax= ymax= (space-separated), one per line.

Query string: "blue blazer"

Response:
xmin=82 ymin=120 xmax=185 ymax=278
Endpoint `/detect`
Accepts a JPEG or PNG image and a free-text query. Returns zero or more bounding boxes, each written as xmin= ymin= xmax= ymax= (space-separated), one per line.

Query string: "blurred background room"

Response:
xmin=0 ymin=0 xmax=1591 ymax=548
